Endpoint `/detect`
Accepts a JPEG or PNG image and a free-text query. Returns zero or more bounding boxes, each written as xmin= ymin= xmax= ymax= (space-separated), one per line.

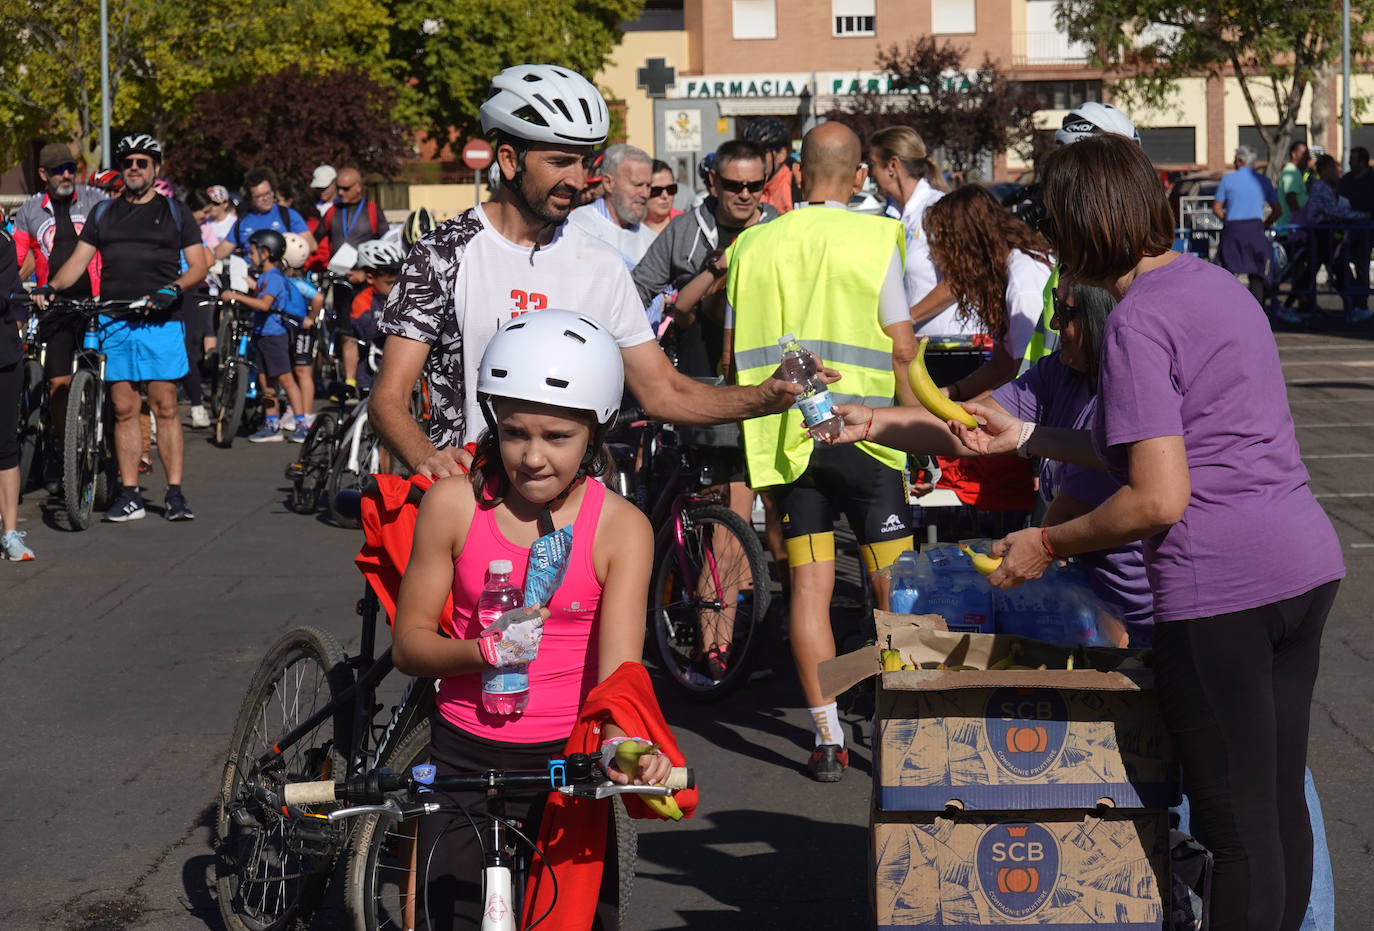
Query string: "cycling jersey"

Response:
xmin=377 ymin=204 xmax=654 ymax=447
xmin=252 ymin=267 xmax=306 ymax=337
xmin=12 ymin=186 xmax=107 ymax=290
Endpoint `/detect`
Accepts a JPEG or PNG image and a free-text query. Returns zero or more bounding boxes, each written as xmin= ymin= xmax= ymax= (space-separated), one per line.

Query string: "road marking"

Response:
xmin=1282 ymin=359 xmax=1374 ymax=367
xmin=1287 ymin=377 xmax=1374 ymax=385
xmin=1278 ymin=343 xmax=1374 ymax=352
xmin=1304 ymin=453 xmax=1374 ymax=459
xmin=1288 ymin=397 xmax=1370 ymax=404
xmin=1350 ymin=543 xmax=1374 ymax=549
xmin=1296 ymin=422 xmax=1374 ymax=428
xmin=1315 ymin=492 xmax=1374 ymax=498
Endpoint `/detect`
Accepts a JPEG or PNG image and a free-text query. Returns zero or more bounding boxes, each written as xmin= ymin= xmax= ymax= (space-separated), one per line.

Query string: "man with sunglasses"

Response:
xmin=13 ymin=142 xmax=109 ymax=486
xmin=314 ymin=166 xmax=389 ymax=390
xmin=46 ymin=133 xmax=207 ymax=522
xmin=568 ymin=143 xmax=657 ymax=266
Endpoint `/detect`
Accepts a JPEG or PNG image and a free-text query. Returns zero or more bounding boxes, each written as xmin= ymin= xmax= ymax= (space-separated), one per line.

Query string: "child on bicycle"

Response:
xmin=347 ymin=239 xmax=403 ymax=394
xmin=281 ymin=231 xmax=323 ymax=429
xmin=221 ymin=228 xmax=310 ymax=443
xmin=393 ymin=310 xmax=675 ymax=928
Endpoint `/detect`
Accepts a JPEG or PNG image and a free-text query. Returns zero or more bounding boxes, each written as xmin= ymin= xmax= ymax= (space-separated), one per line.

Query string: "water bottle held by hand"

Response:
xmin=478 ymin=560 xmax=530 ymax=716
xmin=779 ymin=334 xmax=844 ymax=441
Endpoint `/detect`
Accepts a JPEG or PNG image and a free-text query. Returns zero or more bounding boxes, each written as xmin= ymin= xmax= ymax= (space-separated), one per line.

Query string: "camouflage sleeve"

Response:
xmin=378 ymin=237 xmax=449 ymax=345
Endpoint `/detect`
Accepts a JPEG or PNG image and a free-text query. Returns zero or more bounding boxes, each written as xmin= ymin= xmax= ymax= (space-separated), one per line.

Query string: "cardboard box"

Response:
xmin=872 ymin=808 xmax=1170 ymax=928
xmin=821 ymin=613 xmax=1178 ymax=812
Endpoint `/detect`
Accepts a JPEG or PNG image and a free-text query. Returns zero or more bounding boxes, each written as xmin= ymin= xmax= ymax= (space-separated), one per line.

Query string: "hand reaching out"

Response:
xmin=950 ymin=401 xmax=1024 ymax=456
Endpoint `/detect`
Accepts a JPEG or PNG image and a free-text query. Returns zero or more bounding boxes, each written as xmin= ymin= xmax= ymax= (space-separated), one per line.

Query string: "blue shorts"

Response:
xmin=99 ymin=316 xmax=189 ymax=383
xmin=255 ymin=333 xmax=292 ymax=378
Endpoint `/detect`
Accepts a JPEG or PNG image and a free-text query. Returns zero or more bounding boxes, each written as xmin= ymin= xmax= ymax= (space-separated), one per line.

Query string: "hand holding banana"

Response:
xmin=908 ymin=337 xmax=978 ymax=428
xmin=605 ymin=738 xmax=684 ymax=820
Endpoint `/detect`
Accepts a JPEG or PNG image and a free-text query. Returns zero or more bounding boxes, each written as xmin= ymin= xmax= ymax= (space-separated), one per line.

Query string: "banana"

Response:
xmin=881 ymin=636 xmax=903 ymax=672
xmin=900 ymin=664 xmax=916 ymax=670
xmin=958 ymin=544 xmax=1003 ymax=575
xmin=908 ymin=337 xmax=978 ymax=428
xmin=614 ymin=740 xmax=684 ymax=821
xmin=989 ymin=643 xmax=1022 ymax=671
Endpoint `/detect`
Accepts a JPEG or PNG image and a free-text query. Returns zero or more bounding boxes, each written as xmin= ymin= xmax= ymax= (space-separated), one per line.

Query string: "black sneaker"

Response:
xmin=104 ymin=488 xmax=146 ymax=522
xmin=165 ymin=489 xmax=195 ymax=521
xmin=806 ymin=744 xmax=849 ymax=783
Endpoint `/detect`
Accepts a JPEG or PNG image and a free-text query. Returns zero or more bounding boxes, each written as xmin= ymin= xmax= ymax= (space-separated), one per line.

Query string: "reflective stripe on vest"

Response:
xmin=727 ymin=205 xmax=907 ymax=486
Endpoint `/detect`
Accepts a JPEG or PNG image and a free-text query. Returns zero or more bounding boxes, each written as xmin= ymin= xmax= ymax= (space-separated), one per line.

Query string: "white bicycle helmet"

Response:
xmin=282 ymin=232 xmax=311 ymax=270
xmin=477 ymin=310 xmax=624 ymax=429
xmin=480 ymin=65 xmax=609 ymax=146
xmin=356 ymin=239 xmax=405 ymax=272
xmin=1055 ymin=101 xmax=1140 ymax=145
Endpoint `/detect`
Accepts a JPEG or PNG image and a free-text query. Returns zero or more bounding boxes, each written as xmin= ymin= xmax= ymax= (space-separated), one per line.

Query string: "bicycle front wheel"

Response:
xmin=326 ymin=417 xmax=384 ymax=530
xmin=290 ymin=411 xmax=340 ymax=515
xmin=648 ymin=503 xmax=771 ymax=701
xmin=214 ymin=360 xmax=250 ymax=448
xmin=216 ymin=626 xmax=350 ymax=931
xmin=62 ymin=369 xmax=100 ymax=530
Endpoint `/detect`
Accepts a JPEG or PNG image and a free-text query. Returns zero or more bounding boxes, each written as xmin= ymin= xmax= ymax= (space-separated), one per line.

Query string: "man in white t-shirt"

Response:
xmin=372 ymin=64 xmax=805 ymax=478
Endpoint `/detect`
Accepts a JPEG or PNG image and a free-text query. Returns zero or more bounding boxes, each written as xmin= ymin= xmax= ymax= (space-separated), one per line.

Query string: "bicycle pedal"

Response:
xmin=285 ymin=463 xmax=304 ymax=480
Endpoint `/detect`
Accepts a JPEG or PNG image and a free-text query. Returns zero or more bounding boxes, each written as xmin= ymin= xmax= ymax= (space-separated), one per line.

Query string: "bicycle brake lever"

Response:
xmin=328 ymin=798 xmax=441 ymax=822
xmin=559 ymin=781 xmax=676 ymax=800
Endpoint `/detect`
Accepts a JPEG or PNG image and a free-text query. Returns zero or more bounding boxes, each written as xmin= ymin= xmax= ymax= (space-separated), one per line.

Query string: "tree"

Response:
xmin=389 ymin=0 xmax=644 ymax=144
xmin=825 ymin=37 xmax=1041 ymax=179
xmin=165 ymin=65 xmax=412 ymax=189
xmin=0 ymin=0 xmax=394 ymax=171
xmin=1055 ymin=0 xmax=1374 ymax=178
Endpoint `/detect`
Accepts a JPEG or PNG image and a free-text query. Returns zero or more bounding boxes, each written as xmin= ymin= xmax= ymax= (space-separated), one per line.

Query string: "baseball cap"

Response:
xmin=310 ymin=164 xmax=337 ymax=189
xmin=39 ymin=142 xmax=77 ymax=170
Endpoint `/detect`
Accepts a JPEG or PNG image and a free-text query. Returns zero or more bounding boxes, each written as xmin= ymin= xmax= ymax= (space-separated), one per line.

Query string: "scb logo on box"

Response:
xmin=985 ymin=688 xmax=1068 ymax=778
xmin=976 ymin=822 xmax=1060 ymax=918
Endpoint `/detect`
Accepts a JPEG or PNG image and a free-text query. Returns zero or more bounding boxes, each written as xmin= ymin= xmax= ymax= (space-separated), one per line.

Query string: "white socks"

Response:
xmin=809 ymin=702 xmax=843 ymax=748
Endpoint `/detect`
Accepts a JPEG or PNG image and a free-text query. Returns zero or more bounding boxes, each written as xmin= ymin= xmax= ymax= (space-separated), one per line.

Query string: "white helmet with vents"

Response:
xmin=477 ymin=310 xmax=623 ymax=427
xmin=1055 ymin=101 xmax=1140 ymax=145
xmin=480 ymin=64 xmax=609 ymax=146
xmin=282 ymin=232 xmax=311 ymax=270
xmin=356 ymin=239 xmax=405 ymax=272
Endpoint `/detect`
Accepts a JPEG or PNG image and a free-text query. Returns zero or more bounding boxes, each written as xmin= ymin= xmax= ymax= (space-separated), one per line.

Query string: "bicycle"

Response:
xmin=612 ymin=410 xmax=771 ymax=701
xmin=211 ymin=296 xmax=256 ymax=448
xmin=280 ymin=753 xmax=689 ymax=931
xmin=14 ymin=304 xmax=49 ymax=497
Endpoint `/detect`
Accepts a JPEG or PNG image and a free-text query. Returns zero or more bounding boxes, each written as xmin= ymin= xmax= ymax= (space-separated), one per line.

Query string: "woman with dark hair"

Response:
xmin=955 ymin=133 xmax=1343 ymax=931
xmin=643 ymin=159 xmax=681 ymax=235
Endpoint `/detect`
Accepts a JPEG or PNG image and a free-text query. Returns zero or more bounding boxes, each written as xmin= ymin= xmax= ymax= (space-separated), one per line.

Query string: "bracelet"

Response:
xmin=1015 ymin=420 xmax=1037 ymax=458
xmin=1040 ymin=526 xmax=1058 ymax=559
xmin=861 ymin=416 xmax=873 ymax=442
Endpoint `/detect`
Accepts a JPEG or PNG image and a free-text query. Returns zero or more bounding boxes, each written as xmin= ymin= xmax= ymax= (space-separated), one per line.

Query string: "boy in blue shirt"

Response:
xmin=222 ymin=229 xmax=310 ymax=442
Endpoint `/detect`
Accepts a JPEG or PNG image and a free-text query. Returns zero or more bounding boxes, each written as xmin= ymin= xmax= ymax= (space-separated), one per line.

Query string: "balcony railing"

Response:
xmin=1013 ymin=31 xmax=1092 ymax=66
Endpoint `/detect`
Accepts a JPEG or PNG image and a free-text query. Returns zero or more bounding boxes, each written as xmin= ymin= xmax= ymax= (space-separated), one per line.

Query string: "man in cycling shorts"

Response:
xmin=726 ymin=122 xmax=918 ymax=782
xmin=371 ymin=64 xmax=807 ymax=478
xmin=46 ymin=133 xmax=207 ymax=522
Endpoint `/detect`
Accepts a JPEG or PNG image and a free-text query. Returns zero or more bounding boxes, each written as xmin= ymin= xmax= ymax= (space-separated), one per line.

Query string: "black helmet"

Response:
xmin=743 ymin=117 xmax=790 ymax=151
xmin=114 ymin=132 xmax=163 ymax=164
xmin=248 ymin=228 xmax=287 ymax=263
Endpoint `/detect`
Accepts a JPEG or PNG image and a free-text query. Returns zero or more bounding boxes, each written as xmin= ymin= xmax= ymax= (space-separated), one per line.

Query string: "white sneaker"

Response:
xmin=190 ymin=405 xmax=211 ymax=428
xmin=280 ymin=414 xmax=297 ymax=432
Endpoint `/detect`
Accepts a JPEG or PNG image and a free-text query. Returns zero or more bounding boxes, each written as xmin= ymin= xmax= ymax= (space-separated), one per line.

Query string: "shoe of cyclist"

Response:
xmin=248 ymin=422 xmax=285 ymax=443
xmin=806 ymin=744 xmax=849 ymax=783
xmin=1349 ymin=306 xmax=1374 ymax=324
xmin=2 ymin=530 xmax=36 ymax=562
xmin=705 ymin=642 xmax=731 ymax=681
xmin=288 ymin=422 xmax=309 ymax=443
xmin=105 ymin=487 xmax=147 ymax=522
xmin=189 ymin=404 xmax=211 ymax=428
xmin=164 ymin=488 xmax=195 ymax=521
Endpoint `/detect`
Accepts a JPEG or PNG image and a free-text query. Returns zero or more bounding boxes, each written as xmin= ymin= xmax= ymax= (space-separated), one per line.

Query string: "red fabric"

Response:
xmin=935 ymin=454 xmax=1035 ymax=512
xmin=761 ymin=167 xmax=794 ymax=215
xmin=350 ymin=286 xmax=375 ymax=320
xmin=521 ymin=662 xmax=698 ymax=930
xmin=353 ymin=473 xmax=451 ymax=626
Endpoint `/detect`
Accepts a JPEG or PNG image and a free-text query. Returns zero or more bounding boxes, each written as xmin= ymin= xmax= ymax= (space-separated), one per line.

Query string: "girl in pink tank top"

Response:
xmin=389 ymin=312 xmax=675 ymax=926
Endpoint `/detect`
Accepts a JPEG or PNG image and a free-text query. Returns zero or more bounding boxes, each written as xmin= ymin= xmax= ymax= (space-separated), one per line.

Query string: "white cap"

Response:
xmin=489 ymin=560 xmax=514 ymax=574
xmin=310 ymin=164 xmax=337 ymax=189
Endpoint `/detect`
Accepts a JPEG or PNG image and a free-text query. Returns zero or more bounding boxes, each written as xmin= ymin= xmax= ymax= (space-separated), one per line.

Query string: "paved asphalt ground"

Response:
xmin=2 ymin=327 xmax=1372 ymax=930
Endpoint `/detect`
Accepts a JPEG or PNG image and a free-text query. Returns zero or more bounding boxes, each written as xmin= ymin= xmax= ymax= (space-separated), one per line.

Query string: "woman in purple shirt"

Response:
xmin=956 ymin=135 xmax=1343 ymax=931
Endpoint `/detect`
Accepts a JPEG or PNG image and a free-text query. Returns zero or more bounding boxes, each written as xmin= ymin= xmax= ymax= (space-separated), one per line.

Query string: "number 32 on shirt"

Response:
xmin=510 ymin=289 xmax=548 ymax=316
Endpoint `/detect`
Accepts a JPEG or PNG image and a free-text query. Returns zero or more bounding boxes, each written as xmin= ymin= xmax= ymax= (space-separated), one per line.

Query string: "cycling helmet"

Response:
xmin=89 ymin=168 xmax=123 ymax=193
xmin=743 ymin=116 xmax=790 ymax=151
xmin=477 ymin=310 xmax=624 ymax=430
xmin=1054 ymin=101 xmax=1140 ymax=145
xmin=248 ymin=228 xmax=287 ymax=263
xmin=356 ymin=239 xmax=405 ymax=272
xmin=479 ymin=64 xmax=609 ymax=146
xmin=113 ymin=132 xmax=163 ymax=163
xmin=697 ymin=153 xmax=717 ymax=185
xmin=152 ymin=177 xmax=176 ymax=197
xmin=402 ymin=207 xmax=436 ymax=250
xmin=282 ymin=232 xmax=311 ymax=270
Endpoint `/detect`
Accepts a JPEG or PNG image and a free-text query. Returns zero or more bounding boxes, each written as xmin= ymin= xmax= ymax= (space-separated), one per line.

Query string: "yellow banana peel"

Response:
xmin=909 ymin=337 xmax=978 ymax=428
xmin=958 ymin=544 xmax=1003 ymax=575
xmin=643 ymin=794 xmax=684 ymax=821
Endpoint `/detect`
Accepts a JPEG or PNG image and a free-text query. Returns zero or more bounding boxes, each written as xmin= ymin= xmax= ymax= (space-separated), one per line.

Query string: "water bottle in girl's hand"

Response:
xmin=479 ymin=560 xmax=530 ymax=716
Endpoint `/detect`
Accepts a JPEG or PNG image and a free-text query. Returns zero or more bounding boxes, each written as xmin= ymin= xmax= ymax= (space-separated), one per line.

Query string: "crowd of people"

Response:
xmin=0 ymin=60 xmax=1345 ymax=931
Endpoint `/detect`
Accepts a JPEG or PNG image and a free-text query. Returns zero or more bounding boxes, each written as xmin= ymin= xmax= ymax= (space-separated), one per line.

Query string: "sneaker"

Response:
xmin=280 ymin=413 xmax=297 ymax=432
xmin=1349 ymin=306 xmax=1374 ymax=324
xmin=288 ymin=423 xmax=309 ymax=444
xmin=165 ymin=489 xmax=195 ymax=521
xmin=189 ymin=404 xmax=211 ymax=428
xmin=248 ymin=424 xmax=285 ymax=443
xmin=42 ymin=457 xmax=62 ymax=494
xmin=1274 ymin=305 xmax=1304 ymax=326
xmin=705 ymin=643 xmax=731 ymax=681
xmin=104 ymin=488 xmax=147 ymax=522
xmin=138 ymin=454 xmax=154 ymax=475
xmin=806 ymin=744 xmax=849 ymax=783
xmin=1 ymin=530 xmax=35 ymax=562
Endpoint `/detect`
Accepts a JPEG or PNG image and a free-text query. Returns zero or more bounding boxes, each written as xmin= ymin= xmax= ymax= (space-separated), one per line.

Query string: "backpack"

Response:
xmin=87 ymin=194 xmax=188 ymax=272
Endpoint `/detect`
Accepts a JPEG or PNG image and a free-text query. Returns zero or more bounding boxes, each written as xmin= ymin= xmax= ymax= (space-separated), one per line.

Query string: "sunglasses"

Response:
xmin=47 ymin=163 xmax=78 ymax=176
xmin=650 ymin=183 xmax=678 ymax=198
xmin=120 ymin=156 xmax=153 ymax=169
xmin=717 ymin=177 xmax=765 ymax=195
xmin=1051 ymin=288 xmax=1074 ymax=320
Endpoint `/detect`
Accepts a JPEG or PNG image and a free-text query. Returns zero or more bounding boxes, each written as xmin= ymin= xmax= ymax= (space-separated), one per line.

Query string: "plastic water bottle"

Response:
xmin=478 ymin=560 xmax=529 ymax=716
xmin=924 ymin=545 xmax=995 ymax=633
xmin=889 ymin=551 xmax=923 ymax=614
xmin=778 ymin=334 xmax=844 ymax=442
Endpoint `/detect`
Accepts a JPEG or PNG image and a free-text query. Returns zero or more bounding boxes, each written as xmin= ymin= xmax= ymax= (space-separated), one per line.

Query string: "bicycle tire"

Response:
xmin=16 ymin=358 xmax=45 ymax=494
xmin=345 ymin=718 xmax=432 ymax=931
xmin=62 ymin=369 xmax=100 ymax=530
xmin=214 ymin=360 xmax=250 ymax=448
xmin=326 ymin=417 xmax=384 ymax=530
xmin=647 ymin=503 xmax=771 ymax=701
xmin=216 ymin=625 xmax=350 ymax=931
xmin=290 ymin=411 xmax=340 ymax=515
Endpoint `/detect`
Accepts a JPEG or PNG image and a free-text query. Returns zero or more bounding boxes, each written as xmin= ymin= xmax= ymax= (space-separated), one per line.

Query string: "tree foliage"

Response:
xmin=390 ymin=0 xmax=644 ymax=143
xmin=1055 ymin=0 xmax=1374 ymax=176
xmin=165 ymin=65 xmax=412 ymax=189
xmin=825 ymin=37 xmax=1040 ymax=178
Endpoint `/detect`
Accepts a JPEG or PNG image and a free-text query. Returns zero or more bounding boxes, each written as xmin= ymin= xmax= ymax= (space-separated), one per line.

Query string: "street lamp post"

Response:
xmin=100 ymin=0 xmax=111 ymax=169
xmin=1343 ymin=0 xmax=1352 ymax=171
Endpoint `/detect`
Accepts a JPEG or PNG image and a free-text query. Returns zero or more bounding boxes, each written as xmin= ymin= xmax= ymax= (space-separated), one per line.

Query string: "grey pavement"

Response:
xmin=2 ymin=327 xmax=1372 ymax=929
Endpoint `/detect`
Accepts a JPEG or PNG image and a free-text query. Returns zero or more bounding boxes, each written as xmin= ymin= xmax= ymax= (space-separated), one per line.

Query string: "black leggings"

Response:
xmin=182 ymin=295 xmax=212 ymax=406
xmin=415 ymin=716 xmax=622 ymax=931
xmin=0 ymin=358 xmax=20 ymax=469
xmin=1153 ymin=580 xmax=1338 ymax=931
